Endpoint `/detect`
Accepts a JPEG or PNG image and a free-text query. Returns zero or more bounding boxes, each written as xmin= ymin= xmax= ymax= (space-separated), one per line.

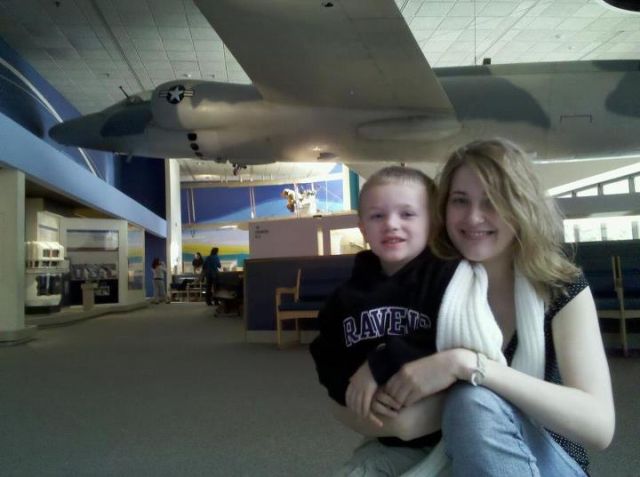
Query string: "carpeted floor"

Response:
xmin=0 ymin=303 xmax=637 ymax=476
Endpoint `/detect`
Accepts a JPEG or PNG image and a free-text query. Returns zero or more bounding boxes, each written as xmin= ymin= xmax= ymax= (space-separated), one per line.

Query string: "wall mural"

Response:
xmin=182 ymin=170 xmax=344 ymax=225
xmin=180 ymin=167 xmax=346 ymax=269
xmin=182 ymin=227 xmax=249 ymax=272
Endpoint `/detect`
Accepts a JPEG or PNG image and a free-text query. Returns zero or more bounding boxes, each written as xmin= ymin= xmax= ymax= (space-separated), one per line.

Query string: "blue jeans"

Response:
xmin=441 ymin=383 xmax=587 ymax=477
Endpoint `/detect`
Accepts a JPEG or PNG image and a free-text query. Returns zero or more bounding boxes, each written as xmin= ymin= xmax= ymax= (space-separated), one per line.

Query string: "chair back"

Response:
xmin=297 ymin=266 xmax=350 ymax=302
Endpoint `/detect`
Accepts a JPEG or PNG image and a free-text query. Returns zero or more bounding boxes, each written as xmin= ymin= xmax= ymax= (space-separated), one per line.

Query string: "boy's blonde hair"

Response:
xmin=359 ymin=166 xmax=436 ymax=242
xmin=432 ymin=138 xmax=579 ymax=298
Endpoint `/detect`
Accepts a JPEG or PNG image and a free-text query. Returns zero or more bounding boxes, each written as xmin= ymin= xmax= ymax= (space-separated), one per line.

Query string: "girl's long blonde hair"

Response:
xmin=432 ymin=138 xmax=579 ymax=298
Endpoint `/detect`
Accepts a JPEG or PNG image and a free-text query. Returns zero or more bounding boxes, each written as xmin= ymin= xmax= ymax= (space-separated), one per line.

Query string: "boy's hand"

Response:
xmin=346 ymin=362 xmax=381 ymax=425
xmin=384 ymin=351 xmax=461 ymax=407
xmin=370 ymin=389 xmax=402 ymax=418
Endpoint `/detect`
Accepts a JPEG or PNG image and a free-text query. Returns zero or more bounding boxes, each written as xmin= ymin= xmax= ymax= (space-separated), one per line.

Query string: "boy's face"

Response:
xmin=359 ymin=182 xmax=429 ymax=276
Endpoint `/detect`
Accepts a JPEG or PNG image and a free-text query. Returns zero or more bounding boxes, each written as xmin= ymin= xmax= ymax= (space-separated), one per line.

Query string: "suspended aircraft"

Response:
xmin=49 ymin=0 xmax=640 ymax=174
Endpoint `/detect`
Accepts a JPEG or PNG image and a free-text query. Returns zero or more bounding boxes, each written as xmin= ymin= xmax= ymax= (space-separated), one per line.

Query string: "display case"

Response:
xmin=24 ymin=241 xmax=68 ymax=314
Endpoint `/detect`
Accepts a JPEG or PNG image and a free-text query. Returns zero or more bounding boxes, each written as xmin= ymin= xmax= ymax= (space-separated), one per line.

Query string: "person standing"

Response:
xmin=192 ymin=252 xmax=204 ymax=274
xmin=201 ymin=247 xmax=222 ymax=306
xmin=151 ymin=257 xmax=169 ymax=304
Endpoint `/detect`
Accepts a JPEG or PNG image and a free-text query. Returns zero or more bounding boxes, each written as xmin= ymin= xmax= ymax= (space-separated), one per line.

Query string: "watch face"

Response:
xmin=470 ymin=352 xmax=487 ymax=386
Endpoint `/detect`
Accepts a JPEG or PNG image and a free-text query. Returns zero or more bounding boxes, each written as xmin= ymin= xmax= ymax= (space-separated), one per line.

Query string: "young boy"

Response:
xmin=309 ymin=166 xmax=458 ymax=475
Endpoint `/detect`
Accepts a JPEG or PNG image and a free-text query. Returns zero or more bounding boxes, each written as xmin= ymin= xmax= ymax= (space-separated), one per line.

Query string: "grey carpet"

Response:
xmin=0 ymin=303 xmax=637 ymax=476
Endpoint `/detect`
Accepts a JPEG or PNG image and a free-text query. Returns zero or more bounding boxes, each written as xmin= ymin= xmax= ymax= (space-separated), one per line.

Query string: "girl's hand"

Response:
xmin=384 ymin=349 xmax=476 ymax=406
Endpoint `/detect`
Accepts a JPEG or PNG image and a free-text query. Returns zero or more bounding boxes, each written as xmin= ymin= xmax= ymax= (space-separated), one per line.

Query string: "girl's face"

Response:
xmin=359 ymin=182 xmax=429 ymax=276
xmin=445 ymin=165 xmax=515 ymax=268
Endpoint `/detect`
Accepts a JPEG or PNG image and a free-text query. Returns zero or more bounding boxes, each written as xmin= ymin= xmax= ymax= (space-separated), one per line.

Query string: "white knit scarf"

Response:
xmin=436 ymin=260 xmax=546 ymax=379
xmin=399 ymin=260 xmax=546 ymax=477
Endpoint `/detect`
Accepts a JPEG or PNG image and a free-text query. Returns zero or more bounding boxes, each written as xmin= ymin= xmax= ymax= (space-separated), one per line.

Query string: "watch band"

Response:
xmin=470 ymin=351 xmax=488 ymax=387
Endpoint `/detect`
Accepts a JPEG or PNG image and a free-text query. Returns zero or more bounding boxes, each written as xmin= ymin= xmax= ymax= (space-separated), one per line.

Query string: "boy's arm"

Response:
xmin=330 ymin=391 xmax=445 ymax=441
xmin=345 ymin=331 xmax=435 ymax=422
xmin=367 ymin=331 xmax=436 ymax=386
xmin=309 ymin=292 xmax=356 ymax=405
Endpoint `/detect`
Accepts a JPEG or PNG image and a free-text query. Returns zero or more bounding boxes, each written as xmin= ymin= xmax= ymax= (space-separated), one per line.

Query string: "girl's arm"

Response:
xmin=479 ymin=287 xmax=615 ymax=449
xmin=385 ymin=288 xmax=615 ymax=450
xmin=330 ymin=392 xmax=445 ymax=442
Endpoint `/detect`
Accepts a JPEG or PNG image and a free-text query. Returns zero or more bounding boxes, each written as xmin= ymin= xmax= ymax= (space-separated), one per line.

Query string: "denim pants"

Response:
xmin=442 ymin=383 xmax=587 ymax=477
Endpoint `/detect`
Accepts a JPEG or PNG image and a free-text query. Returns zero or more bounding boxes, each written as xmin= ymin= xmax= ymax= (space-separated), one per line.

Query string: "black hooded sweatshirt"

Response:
xmin=309 ymin=248 xmax=458 ymax=447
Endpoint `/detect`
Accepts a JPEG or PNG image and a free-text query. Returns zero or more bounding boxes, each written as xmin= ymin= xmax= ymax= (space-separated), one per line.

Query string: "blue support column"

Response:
xmin=349 ymin=169 xmax=360 ymax=211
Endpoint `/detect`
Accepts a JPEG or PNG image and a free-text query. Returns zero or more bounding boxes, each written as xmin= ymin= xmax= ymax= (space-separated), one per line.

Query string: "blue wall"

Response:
xmin=0 ymin=38 xmax=114 ymax=181
xmin=182 ymin=174 xmax=344 ymax=225
xmin=0 ymin=35 xmax=167 ymax=292
xmin=0 ymin=37 xmax=167 ymax=230
xmin=244 ymin=254 xmax=355 ymax=332
xmin=117 ymin=156 xmax=166 ymax=218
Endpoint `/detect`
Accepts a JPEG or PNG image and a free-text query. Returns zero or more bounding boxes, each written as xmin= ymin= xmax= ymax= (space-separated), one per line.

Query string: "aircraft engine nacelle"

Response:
xmin=150 ymin=80 xmax=262 ymax=130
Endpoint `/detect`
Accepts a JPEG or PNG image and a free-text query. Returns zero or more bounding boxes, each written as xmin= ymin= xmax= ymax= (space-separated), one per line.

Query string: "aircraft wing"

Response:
xmin=194 ymin=0 xmax=454 ymax=114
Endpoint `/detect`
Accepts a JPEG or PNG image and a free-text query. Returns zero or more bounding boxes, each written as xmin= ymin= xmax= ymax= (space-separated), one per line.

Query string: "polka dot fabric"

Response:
xmin=504 ymin=273 xmax=590 ymax=473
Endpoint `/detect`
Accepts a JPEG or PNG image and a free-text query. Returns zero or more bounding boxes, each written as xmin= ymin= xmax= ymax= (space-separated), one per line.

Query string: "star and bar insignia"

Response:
xmin=158 ymin=85 xmax=195 ymax=104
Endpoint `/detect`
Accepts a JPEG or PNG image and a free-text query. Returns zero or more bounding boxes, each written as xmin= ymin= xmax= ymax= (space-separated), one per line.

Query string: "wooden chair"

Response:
xmin=274 ymin=266 xmax=350 ymax=348
xmin=186 ymin=281 xmax=204 ymax=302
xmin=277 ymin=268 xmax=332 ymax=348
xmin=170 ymin=289 xmax=188 ymax=302
xmin=275 ymin=270 xmax=316 ymax=348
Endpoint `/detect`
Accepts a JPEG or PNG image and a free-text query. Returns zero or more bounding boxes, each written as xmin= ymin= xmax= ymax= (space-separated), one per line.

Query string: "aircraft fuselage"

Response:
xmin=49 ymin=61 xmax=640 ymax=165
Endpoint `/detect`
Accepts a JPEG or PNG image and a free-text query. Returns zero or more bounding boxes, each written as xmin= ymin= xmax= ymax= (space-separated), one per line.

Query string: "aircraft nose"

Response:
xmin=49 ymin=121 xmax=72 ymax=144
xmin=49 ymin=114 xmax=104 ymax=147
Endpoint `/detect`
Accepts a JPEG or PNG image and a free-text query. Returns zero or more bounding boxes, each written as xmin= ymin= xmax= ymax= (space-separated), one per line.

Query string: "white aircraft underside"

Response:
xmin=48 ymin=0 xmax=640 ymax=168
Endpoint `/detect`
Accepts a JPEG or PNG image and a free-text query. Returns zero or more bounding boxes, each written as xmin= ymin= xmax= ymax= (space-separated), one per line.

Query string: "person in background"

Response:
xmin=192 ymin=252 xmax=204 ymax=274
xmin=202 ymin=247 xmax=222 ymax=307
xmin=151 ymin=257 xmax=169 ymax=304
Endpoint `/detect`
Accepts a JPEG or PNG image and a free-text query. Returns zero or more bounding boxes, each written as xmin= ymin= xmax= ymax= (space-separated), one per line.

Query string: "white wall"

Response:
xmin=249 ymin=212 xmax=359 ymax=259
xmin=0 ymin=169 xmax=26 ymax=334
xmin=165 ymin=159 xmax=182 ymax=277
